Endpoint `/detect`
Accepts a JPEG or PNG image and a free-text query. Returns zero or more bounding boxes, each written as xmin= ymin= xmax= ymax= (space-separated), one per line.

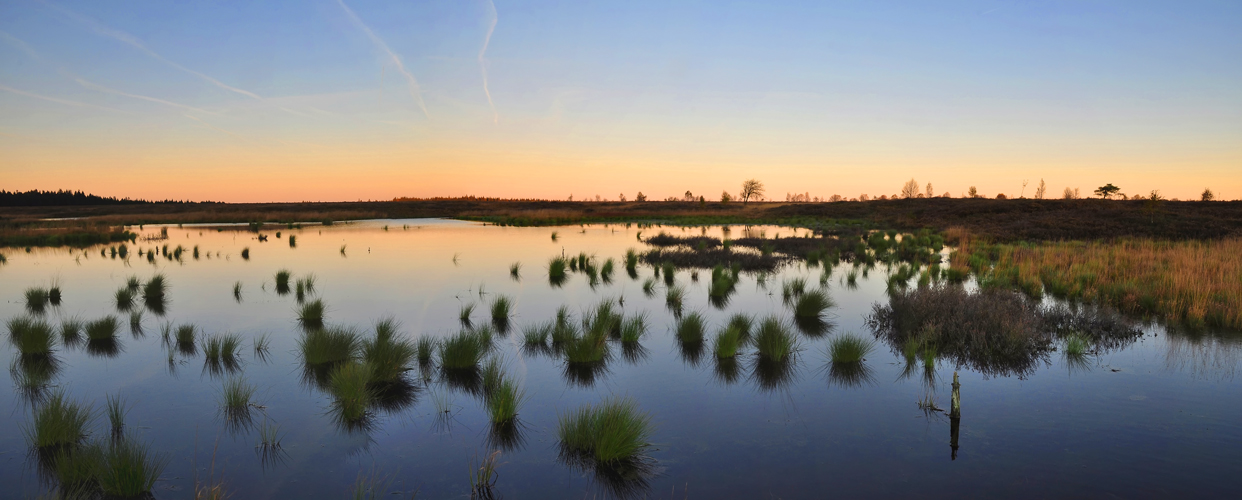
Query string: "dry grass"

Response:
xmin=964 ymin=238 xmax=1242 ymax=328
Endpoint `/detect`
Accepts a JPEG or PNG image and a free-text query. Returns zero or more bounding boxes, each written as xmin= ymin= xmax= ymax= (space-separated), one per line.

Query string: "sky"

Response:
xmin=1 ymin=0 xmax=1240 ymax=203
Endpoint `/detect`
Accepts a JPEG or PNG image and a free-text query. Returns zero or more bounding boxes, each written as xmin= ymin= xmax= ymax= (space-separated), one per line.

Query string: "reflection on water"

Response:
xmin=2 ymin=219 xmax=1242 ymax=498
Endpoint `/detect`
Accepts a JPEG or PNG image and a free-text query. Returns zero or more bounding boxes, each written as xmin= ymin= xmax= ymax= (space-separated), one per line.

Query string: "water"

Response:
xmin=2 ymin=219 xmax=1241 ymax=498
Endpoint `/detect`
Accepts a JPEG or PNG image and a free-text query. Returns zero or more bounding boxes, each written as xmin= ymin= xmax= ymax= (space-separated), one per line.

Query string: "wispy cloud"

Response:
xmin=479 ymin=0 xmax=498 ymax=124
xmin=42 ymin=0 xmax=262 ymax=100
xmin=73 ymin=78 xmax=217 ymax=114
xmin=336 ymin=0 xmax=430 ymax=119
xmin=3 ymin=28 xmax=218 ymax=115
xmin=0 ymin=84 xmax=125 ymax=113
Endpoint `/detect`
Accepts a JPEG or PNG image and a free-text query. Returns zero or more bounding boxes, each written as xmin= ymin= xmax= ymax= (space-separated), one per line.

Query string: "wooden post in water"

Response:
xmin=950 ymin=371 xmax=961 ymax=460
xmin=950 ymin=371 xmax=961 ymax=418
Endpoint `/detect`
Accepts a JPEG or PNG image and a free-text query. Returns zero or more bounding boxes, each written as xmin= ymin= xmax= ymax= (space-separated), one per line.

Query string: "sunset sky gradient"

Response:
xmin=2 ymin=0 xmax=1240 ymax=202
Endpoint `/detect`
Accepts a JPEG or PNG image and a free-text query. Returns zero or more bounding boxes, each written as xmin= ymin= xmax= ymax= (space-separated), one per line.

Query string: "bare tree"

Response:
xmin=901 ymin=178 xmax=920 ymax=199
xmin=720 ymin=191 xmax=733 ymax=203
xmin=619 ymin=193 xmax=627 ymax=202
xmin=1202 ymin=188 xmax=1215 ymax=201
xmin=635 ymin=192 xmax=647 ymax=202
xmin=740 ymin=179 xmax=765 ymax=203
xmin=925 ymin=183 xmax=934 ymax=198
xmin=1034 ymin=179 xmax=1046 ymax=199
xmin=1062 ymin=187 xmax=1080 ymax=200
xmin=684 ymin=190 xmax=695 ymax=202
xmin=967 ymin=186 xmax=979 ymax=198
xmin=1021 ymin=179 xmax=1029 ymax=198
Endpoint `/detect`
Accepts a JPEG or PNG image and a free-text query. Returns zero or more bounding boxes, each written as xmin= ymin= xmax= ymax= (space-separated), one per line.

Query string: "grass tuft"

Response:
xmin=85 ymin=316 xmax=120 ymax=341
xmin=793 ymin=289 xmax=835 ymax=320
xmin=299 ymin=326 xmax=361 ymax=366
xmin=275 ymin=270 xmax=292 ymax=295
xmin=23 ymin=390 xmax=94 ymax=449
xmin=828 ymin=333 xmax=874 ymax=363
xmin=115 ymin=287 xmax=135 ymax=311
xmin=361 ymin=318 xmax=416 ymax=383
xmin=298 ymin=299 xmax=326 ymax=328
xmin=676 ymin=312 xmax=706 ymax=344
xmin=439 ymin=329 xmax=489 ymax=370
xmin=754 ymin=316 xmax=797 ymax=362
xmin=329 ymin=362 xmax=374 ymax=423
xmin=557 ymin=396 xmax=654 ymax=465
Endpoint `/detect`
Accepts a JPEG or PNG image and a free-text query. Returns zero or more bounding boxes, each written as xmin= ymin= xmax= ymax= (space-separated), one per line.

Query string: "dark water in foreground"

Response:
xmin=2 ymin=219 xmax=1241 ymax=499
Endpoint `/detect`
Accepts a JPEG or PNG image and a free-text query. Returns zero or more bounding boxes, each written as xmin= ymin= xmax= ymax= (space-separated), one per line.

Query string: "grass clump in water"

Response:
xmin=754 ymin=316 xmax=797 ymax=362
xmin=829 ymin=333 xmax=874 ymax=363
xmin=141 ymin=274 xmax=167 ymax=310
xmin=60 ymin=317 xmax=84 ymax=347
xmin=23 ymin=390 xmax=94 ymax=449
xmin=361 ymin=318 xmax=416 ymax=383
xmin=619 ymin=315 xmax=647 ymax=344
xmin=25 ymin=287 xmax=49 ymax=314
xmin=115 ymin=287 xmax=135 ymax=311
xmin=1063 ymin=333 xmax=1089 ymax=357
xmin=439 ymin=329 xmax=490 ymax=370
xmin=794 ymin=289 xmax=835 ymax=320
xmin=548 ymin=257 xmax=569 ymax=286
xmin=665 ymin=284 xmax=685 ymax=311
xmin=85 ymin=316 xmax=120 ymax=342
xmin=510 ymin=262 xmax=522 ymax=280
xmin=642 ymin=277 xmax=658 ymax=297
xmin=487 ymin=378 xmax=526 ymax=425
xmin=299 ymin=326 xmax=361 ymax=366
xmin=557 ymin=396 xmax=654 ymax=465
xmin=11 ymin=316 xmax=55 ymax=358
xmin=713 ymin=324 xmax=743 ymax=359
xmin=329 ymin=361 xmax=374 ymax=423
xmin=233 ymin=281 xmax=243 ymax=302
xmin=676 ymin=312 xmax=706 ymax=345
xmin=275 ymin=270 xmax=292 ymax=295
xmin=491 ymin=295 xmax=513 ymax=328
xmin=298 ymin=299 xmax=326 ymax=328
xmin=219 ymin=377 xmax=257 ymax=428
xmin=95 ymin=437 xmax=170 ymax=498
xmin=106 ymin=394 xmax=130 ymax=437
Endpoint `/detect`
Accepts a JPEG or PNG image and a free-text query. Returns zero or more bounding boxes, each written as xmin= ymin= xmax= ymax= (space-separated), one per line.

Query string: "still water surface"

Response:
xmin=2 ymin=219 xmax=1241 ymax=498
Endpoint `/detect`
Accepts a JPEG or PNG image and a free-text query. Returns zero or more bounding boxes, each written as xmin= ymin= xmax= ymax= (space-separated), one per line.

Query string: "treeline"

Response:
xmin=0 ymin=190 xmax=219 ymax=207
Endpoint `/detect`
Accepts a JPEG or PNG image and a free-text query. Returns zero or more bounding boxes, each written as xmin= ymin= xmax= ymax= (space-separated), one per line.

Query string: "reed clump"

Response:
xmin=361 ymin=318 xmax=416 ymax=383
xmin=114 ymin=287 xmax=135 ymax=311
xmin=275 ymin=270 xmax=292 ymax=295
xmin=713 ymin=324 xmax=743 ymax=359
xmin=829 ymin=334 xmax=873 ymax=363
xmin=298 ymin=299 xmax=326 ymax=328
xmin=95 ymin=437 xmax=170 ymax=497
xmin=754 ymin=316 xmax=797 ymax=362
xmin=300 ymin=326 xmax=361 ymax=366
xmin=24 ymin=390 xmax=94 ymax=449
xmin=439 ymin=329 xmax=490 ymax=370
xmin=548 ymin=257 xmax=569 ymax=286
xmin=10 ymin=316 xmax=55 ymax=358
xmin=491 ymin=295 xmax=513 ymax=327
xmin=25 ymin=287 xmax=50 ymax=313
xmin=328 ymin=361 xmax=374 ymax=423
xmin=85 ymin=316 xmax=120 ymax=341
xmin=793 ymin=289 xmax=835 ymax=320
xmin=557 ymin=396 xmax=654 ymax=465
xmin=141 ymin=274 xmax=167 ymax=312
xmin=676 ymin=312 xmax=706 ymax=345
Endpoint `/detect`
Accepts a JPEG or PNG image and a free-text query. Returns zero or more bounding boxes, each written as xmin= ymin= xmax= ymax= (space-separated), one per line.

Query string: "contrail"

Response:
xmin=74 ymin=78 xmax=216 ymax=114
xmin=42 ymin=1 xmax=262 ymax=100
xmin=2 ymin=29 xmax=217 ymax=115
xmin=479 ymin=0 xmax=498 ymax=123
xmin=0 ymin=84 xmax=125 ymax=112
xmin=336 ymin=0 xmax=430 ymax=119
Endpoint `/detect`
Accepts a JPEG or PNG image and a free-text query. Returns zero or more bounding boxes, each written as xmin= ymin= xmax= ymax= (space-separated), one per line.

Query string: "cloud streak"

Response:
xmin=42 ymin=1 xmax=262 ymax=100
xmin=336 ymin=0 xmax=430 ymax=120
xmin=0 ymin=84 xmax=125 ymax=113
xmin=479 ymin=0 xmax=498 ymax=124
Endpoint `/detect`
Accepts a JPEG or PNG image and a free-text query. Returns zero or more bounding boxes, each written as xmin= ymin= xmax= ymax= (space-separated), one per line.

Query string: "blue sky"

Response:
xmin=2 ymin=0 xmax=1239 ymax=202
